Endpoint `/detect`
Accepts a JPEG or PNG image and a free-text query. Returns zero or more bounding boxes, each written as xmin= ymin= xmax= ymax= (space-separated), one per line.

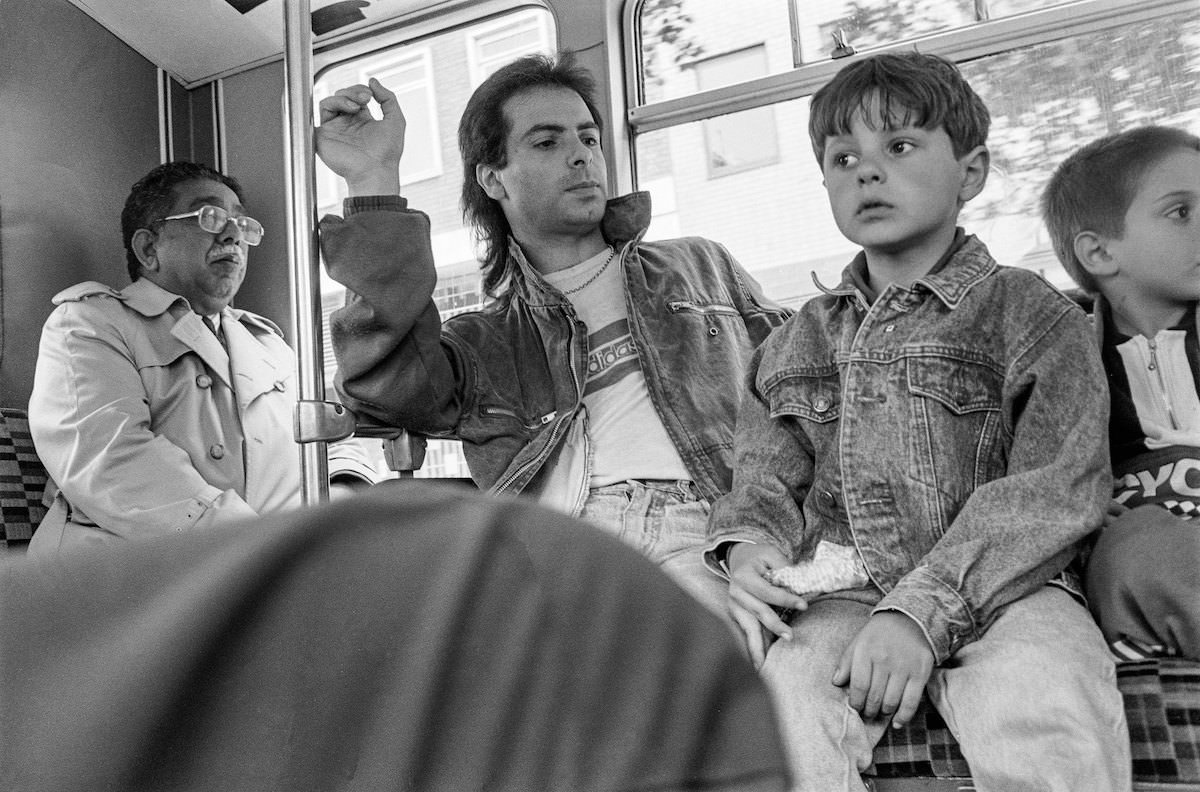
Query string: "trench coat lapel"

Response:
xmin=222 ymin=315 xmax=287 ymax=411
xmin=171 ymin=312 xmax=233 ymax=390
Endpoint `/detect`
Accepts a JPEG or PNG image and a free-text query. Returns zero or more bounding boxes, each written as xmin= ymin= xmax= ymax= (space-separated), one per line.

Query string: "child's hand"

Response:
xmin=727 ymin=543 xmax=809 ymax=667
xmin=832 ymin=611 xmax=934 ymax=728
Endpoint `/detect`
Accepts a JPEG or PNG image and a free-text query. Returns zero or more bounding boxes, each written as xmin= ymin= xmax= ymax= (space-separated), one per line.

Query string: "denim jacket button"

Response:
xmin=707 ymin=326 xmax=719 ymax=336
xmin=195 ymin=374 xmax=212 ymax=389
xmin=814 ymin=396 xmax=831 ymax=412
xmin=819 ymin=489 xmax=837 ymax=508
xmin=208 ymin=443 xmax=225 ymax=460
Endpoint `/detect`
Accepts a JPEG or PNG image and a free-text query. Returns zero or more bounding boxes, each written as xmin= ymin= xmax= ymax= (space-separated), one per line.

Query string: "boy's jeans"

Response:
xmin=580 ymin=479 xmax=731 ymax=627
xmin=762 ymin=586 xmax=1131 ymax=792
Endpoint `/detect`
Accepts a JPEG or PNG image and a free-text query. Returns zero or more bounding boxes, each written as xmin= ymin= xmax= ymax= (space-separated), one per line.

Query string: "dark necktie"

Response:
xmin=203 ymin=316 xmax=227 ymax=351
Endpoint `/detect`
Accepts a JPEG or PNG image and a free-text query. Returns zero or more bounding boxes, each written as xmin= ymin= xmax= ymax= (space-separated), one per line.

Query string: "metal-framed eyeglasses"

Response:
xmin=155 ymin=205 xmax=265 ymax=246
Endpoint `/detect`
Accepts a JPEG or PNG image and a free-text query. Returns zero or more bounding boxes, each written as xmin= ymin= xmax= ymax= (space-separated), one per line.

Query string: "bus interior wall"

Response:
xmin=0 ymin=0 xmax=314 ymax=408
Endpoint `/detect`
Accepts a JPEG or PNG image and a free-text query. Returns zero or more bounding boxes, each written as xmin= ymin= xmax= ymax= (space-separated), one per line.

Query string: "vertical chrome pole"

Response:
xmin=283 ymin=0 xmax=329 ymax=505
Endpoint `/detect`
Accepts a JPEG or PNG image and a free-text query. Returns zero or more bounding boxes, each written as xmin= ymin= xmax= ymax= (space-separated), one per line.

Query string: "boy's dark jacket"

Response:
xmin=710 ymin=234 xmax=1111 ymax=663
xmin=1094 ymin=294 xmax=1200 ymax=517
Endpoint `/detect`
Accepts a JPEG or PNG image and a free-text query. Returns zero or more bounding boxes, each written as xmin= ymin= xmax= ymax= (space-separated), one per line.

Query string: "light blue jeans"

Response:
xmin=579 ymin=480 xmax=731 ymax=627
xmin=761 ymin=586 xmax=1131 ymax=792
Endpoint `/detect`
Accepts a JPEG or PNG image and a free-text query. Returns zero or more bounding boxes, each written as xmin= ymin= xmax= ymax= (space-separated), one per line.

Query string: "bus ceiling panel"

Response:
xmin=64 ymin=0 xmax=487 ymax=89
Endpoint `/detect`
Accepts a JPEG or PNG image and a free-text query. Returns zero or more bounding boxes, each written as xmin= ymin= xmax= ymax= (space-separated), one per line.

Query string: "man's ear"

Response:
xmin=1073 ymin=230 xmax=1119 ymax=278
xmin=958 ymin=144 xmax=990 ymax=203
xmin=476 ymin=164 xmax=507 ymax=201
xmin=131 ymin=228 xmax=159 ymax=273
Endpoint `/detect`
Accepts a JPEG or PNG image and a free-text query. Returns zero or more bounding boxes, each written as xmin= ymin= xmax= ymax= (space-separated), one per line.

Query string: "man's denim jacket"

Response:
xmin=708 ymin=235 xmax=1111 ymax=663
xmin=321 ymin=192 xmax=789 ymax=508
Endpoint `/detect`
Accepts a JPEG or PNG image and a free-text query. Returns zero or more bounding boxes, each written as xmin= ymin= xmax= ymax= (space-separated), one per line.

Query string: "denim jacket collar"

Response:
xmin=508 ymin=192 xmax=653 ymax=306
xmin=814 ymin=231 xmax=996 ymax=310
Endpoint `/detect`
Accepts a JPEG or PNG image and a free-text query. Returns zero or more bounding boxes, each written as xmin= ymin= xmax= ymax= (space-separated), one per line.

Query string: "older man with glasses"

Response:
xmin=27 ymin=161 xmax=375 ymax=553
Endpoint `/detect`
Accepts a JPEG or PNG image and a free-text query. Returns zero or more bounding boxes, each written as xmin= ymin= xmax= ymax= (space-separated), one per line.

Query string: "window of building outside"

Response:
xmin=634 ymin=0 xmax=1200 ymax=311
xmin=315 ymin=7 xmax=555 ymax=480
xmin=694 ymin=46 xmax=780 ymax=177
xmin=374 ymin=52 xmax=443 ymax=184
xmin=314 ymin=49 xmax=440 ymax=213
xmin=468 ymin=9 xmax=554 ymax=85
xmin=432 ymin=261 xmax=486 ymax=319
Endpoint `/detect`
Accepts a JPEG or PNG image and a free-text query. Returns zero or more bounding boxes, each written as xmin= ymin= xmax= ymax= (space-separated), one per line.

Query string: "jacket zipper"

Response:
xmin=491 ymin=307 xmax=586 ymax=495
xmin=1147 ymin=337 xmax=1181 ymax=430
xmin=480 ymin=404 xmax=557 ymax=431
xmin=668 ymin=300 xmax=738 ymax=316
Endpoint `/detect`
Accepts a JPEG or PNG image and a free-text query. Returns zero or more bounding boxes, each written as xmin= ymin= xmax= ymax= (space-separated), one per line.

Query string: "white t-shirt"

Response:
xmin=542 ymin=247 xmax=691 ymax=487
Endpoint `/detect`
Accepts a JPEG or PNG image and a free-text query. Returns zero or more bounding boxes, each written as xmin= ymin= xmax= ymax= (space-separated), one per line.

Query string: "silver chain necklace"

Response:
xmin=561 ymin=246 xmax=616 ymax=295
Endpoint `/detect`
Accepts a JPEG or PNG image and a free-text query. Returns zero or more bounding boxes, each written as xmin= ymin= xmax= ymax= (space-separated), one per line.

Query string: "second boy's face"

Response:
xmin=1105 ymin=147 xmax=1200 ymax=307
xmin=821 ymin=103 xmax=985 ymax=268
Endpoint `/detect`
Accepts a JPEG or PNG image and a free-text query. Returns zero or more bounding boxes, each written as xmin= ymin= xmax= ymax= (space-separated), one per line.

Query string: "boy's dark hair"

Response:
xmin=808 ymin=51 xmax=990 ymax=166
xmin=458 ymin=51 xmax=604 ymax=298
xmin=121 ymin=161 xmax=246 ymax=282
xmin=1041 ymin=125 xmax=1200 ymax=293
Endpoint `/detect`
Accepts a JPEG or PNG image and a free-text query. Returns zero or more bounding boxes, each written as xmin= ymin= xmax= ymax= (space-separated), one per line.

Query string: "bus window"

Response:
xmin=639 ymin=0 xmax=1121 ymax=104
xmin=631 ymin=0 xmax=1200 ymax=309
xmin=315 ymin=7 xmax=556 ymax=480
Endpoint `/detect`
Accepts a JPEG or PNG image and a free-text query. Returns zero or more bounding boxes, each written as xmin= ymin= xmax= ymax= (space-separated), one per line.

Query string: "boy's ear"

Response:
xmin=476 ymin=164 xmax=507 ymax=201
xmin=1072 ymin=231 xmax=1119 ymax=278
xmin=131 ymin=228 xmax=160 ymax=273
xmin=957 ymin=144 xmax=990 ymax=203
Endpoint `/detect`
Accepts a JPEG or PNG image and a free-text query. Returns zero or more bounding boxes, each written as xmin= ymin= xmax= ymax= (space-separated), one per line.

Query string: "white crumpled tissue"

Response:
xmin=766 ymin=540 xmax=870 ymax=598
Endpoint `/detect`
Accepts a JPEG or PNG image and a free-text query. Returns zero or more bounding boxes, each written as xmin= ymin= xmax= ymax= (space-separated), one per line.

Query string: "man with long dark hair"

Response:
xmin=317 ymin=53 xmax=788 ymax=620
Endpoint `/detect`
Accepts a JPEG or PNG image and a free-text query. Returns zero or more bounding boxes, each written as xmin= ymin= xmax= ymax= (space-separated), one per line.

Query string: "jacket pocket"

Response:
xmin=667 ymin=299 xmax=739 ymax=318
xmin=761 ymin=367 xmax=841 ymax=424
xmin=906 ymin=356 xmax=1001 ymax=415
xmin=906 ymin=355 xmax=1005 ymax=491
xmin=478 ymin=403 xmax=557 ymax=433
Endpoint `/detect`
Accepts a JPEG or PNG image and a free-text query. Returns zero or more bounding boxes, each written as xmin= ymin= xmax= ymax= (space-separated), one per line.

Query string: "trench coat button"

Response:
xmin=819 ymin=489 xmax=837 ymax=508
xmin=813 ymin=396 xmax=831 ymax=413
xmin=195 ymin=374 xmax=212 ymax=389
xmin=273 ymin=380 xmax=287 ymax=392
xmin=209 ymin=443 xmax=225 ymax=459
xmin=707 ymin=326 xmax=719 ymax=336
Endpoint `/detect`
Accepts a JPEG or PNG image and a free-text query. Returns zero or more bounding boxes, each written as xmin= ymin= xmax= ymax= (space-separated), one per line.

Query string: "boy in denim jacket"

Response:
xmin=1042 ymin=125 xmax=1200 ymax=661
xmin=708 ymin=52 xmax=1130 ymax=791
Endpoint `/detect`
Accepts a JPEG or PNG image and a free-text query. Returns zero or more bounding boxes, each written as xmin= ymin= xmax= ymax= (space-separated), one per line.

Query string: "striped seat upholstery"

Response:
xmin=870 ymin=657 xmax=1200 ymax=790
xmin=0 ymin=408 xmax=47 ymax=547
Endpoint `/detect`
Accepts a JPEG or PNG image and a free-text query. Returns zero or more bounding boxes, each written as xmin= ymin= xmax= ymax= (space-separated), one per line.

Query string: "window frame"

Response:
xmin=309 ymin=3 xmax=559 ymax=482
xmin=691 ymin=44 xmax=782 ymax=178
xmin=466 ymin=7 xmax=555 ymax=87
xmin=312 ymin=1 xmax=550 ymax=77
xmin=360 ymin=47 xmax=444 ymax=185
xmin=624 ymin=0 xmax=1197 ymax=135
